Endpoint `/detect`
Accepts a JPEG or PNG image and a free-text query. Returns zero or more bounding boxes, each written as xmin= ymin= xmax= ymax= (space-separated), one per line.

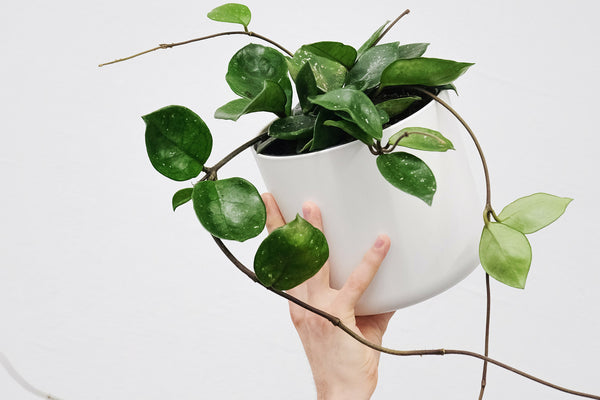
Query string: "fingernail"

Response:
xmin=374 ymin=236 xmax=385 ymax=249
xmin=302 ymin=204 xmax=311 ymax=218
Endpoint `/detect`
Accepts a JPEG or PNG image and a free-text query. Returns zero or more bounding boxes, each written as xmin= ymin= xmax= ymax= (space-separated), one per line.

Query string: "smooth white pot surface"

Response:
xmin=254 ymin=92 xmax=483 ymax=315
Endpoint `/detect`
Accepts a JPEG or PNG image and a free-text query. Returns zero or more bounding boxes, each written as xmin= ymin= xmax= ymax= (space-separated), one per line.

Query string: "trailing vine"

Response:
xmin=98 ymin=4 xmax=595 ymax=399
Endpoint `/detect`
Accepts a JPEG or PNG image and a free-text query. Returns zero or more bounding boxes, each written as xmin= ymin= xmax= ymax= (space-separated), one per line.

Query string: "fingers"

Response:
xmin=336 ymin=234 xmax=391 ymax=310
xmin=261 ymin=193 xmax=285 ymax=233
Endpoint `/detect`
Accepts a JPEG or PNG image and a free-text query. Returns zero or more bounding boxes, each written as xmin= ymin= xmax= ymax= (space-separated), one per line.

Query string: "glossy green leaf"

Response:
xmin=226 ymin=44 xmax=292 ymax=113
xmin=287 ymin=48 xmax=347 ymax=92
xmin=172 ymin=188 xmax=193 ymax=211
xmin=479 ymin=222 xmax=532 ymax=289
xmin=311 ymin=110 xmax=346 ymax=151
xmin=254 ymin=214 xmax=329 ymax=290
xmin=309 ymin=88 xmax=382 ymax=140
xmin=376 ymin=152 xmax=436 ymax=205
xmin=143 ymin=105 xmax=213 ymax=181
xmin=323 ymin=119 xmax=372 ymax=145
xmin=346 ymin=42 xmax=400 ymax=91
xmin=381 ymin=58 xmax=474 ymax=88
xmin=269 ymin=115 xmax=316 ymax=140
xmin=377 ymin=108 xmax=390 ymax=125
xmin=302 ymin=41 xmax=357 ymax=69
xmin=215 ymin=80 xmax=287 ymax=120
xmin=387 ymin=127 xmax=454 ymax=152
xmin=376 ymin=96 xmax=420 ymax=118
xmin=192 ymin=177 xmax=265 ymax=242
xmin=296 ymin=63 xmax=320 ymax=113
xmin=397 ymin=43 xmax=429 ymax=59
xmin=357 ymin=20 xmax=389 ymax=58
xmin=207 ymin=3 xmax=251 ymax=29
xmin=497 ymin=193 xmax=573 ymax=234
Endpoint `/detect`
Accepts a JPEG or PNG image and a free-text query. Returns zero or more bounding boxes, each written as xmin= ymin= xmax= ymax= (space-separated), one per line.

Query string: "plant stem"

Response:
xmin=371 ymin=9 xmax=411 ymax=48
xmin=98 ymin=31 xmax=293 ymax=67
xmin=211 ymin=236 xmax=600 ymax=399
xmin=478 ymin=273 xmax=491 ymax=400
xmin=408 ymin=87 xmax=493 ymax=213
xmin=208 ymin=131 xmax=268 ymax=176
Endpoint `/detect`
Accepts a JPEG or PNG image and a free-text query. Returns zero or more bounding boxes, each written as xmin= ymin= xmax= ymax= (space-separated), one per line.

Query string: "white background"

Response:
xmin=1 ymin=0 xmax=599 ymax=399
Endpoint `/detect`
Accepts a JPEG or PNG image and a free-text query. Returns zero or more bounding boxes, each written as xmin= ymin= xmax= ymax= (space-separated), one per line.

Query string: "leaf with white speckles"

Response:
xmin=192 ymin=178 xmax=265 ymax=242
xmin=254 ymin=215 xmax=328 ymax=290
xmin=143 ymin=105 xmax=213 ymax=181
xmin=308 ymin=88 xmax=382 ymax=140
xmin=207 ymin=3 xmax=251 ymax=29
xmin=376 ymin=152 xmax=436 ymax=205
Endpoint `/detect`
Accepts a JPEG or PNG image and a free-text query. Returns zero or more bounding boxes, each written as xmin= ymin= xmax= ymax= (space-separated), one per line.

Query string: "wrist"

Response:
xmin=316 ymin=382 xmax=375 ymax=400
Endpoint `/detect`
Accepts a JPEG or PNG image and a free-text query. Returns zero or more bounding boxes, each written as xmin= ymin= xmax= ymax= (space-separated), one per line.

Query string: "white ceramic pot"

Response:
xmin=253 ymin=91 xmax=482 ymax=315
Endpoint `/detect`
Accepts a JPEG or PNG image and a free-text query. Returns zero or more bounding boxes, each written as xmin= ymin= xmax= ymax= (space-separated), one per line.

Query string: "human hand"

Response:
xmin=262 ymin=193 xmax=394 ymax=400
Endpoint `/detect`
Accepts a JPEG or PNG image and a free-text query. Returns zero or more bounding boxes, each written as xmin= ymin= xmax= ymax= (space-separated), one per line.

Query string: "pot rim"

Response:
xmin=253 ymin=89 xmax=449 ymax=161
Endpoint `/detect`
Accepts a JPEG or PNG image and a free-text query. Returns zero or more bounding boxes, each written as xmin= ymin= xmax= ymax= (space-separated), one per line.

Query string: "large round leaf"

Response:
xmin=226 ymin=44 xmax=291 ymax=107
xmin=254 ymin=215 xmax=329 ymax=290
xmin=192 ymin=177 xmax=265 ymax=242
xmin=479 ymin=222 xmax=532 ymax=289
xmin=376 ymin=152 xmax=436 ymax=205
xmin=143 ymin=105 xmax=212 ymax=181
xmin=497 ymin=193 xmax=572 ymax=234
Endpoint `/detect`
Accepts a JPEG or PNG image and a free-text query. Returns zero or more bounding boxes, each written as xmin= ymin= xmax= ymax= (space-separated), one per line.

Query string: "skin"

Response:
xmin=262 ymin=193 xmax=394 ymax=400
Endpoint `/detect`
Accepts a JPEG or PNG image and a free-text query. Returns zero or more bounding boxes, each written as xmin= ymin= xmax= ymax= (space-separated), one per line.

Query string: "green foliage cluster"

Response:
xmin=141 ymin=3 xmax=570 ymax=291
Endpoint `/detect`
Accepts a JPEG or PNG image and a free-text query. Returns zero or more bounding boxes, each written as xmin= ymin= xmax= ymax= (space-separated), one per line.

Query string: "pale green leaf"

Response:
xmin=498 ymin=193 xmax=573 ymax=234
xmin=387 ymin=127 xmax=454 ymax=152
xmin=207 ymin=3 xmax=251 ymax=29
xmin=479 ymin=222 xmax=532 ymax=289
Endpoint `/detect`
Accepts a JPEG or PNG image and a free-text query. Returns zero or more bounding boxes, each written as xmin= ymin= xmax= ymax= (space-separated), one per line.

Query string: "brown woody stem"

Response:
xmin=98 ymin=31 xmax=293 ymax=67
xmin=478 ymin=273 xmax=491 ymax=399
xmin=212 ymin=235 xmax=600 ymax=399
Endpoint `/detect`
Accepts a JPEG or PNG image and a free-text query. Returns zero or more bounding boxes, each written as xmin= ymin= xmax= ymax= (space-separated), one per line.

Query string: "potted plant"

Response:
xmin=99 ymin=4 xmax=595 ymax=397
xmin=101 ymin=3 xmax=569 ymax=310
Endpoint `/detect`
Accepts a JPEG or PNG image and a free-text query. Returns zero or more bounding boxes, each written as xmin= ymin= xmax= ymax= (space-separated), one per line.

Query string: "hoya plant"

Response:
xmin=100 ymin=4 xmax=595 ymax=399
xmin=113 ymin=3 xmax=570 ymax=291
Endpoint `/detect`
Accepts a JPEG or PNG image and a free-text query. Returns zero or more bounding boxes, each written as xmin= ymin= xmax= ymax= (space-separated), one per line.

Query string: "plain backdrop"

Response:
xmin=1 ymin=0 xmax=599 ymax=399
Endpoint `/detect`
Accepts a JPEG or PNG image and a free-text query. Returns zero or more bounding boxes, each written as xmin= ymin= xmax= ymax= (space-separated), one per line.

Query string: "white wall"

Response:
xmin=1 ymin=0 xmax=599 ymax=399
